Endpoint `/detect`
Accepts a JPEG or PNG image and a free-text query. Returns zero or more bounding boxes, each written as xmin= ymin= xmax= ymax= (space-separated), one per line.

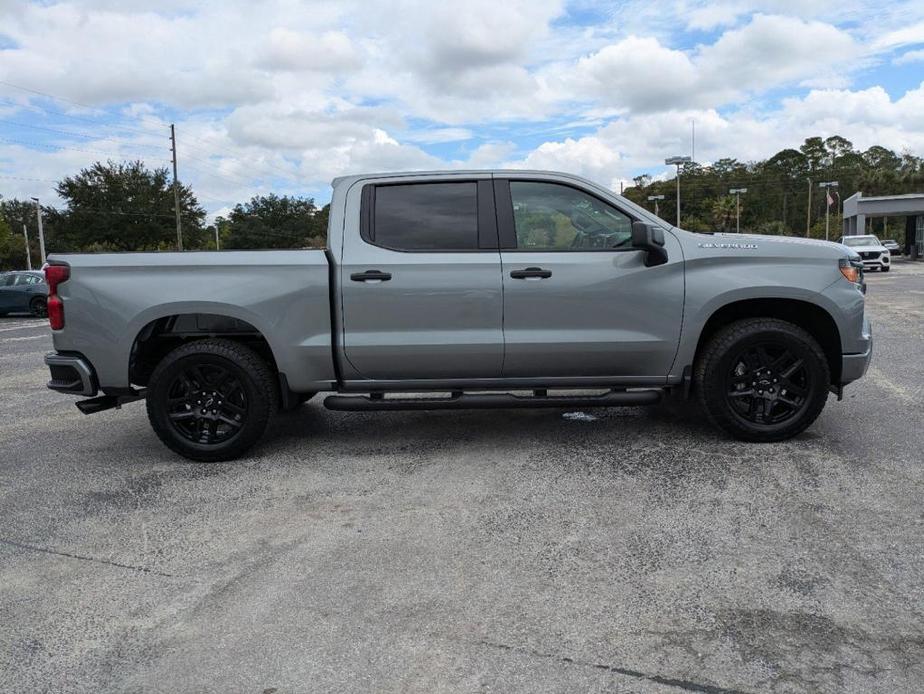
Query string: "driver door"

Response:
xmin=496 ymin=178 xmax=685 ymax=380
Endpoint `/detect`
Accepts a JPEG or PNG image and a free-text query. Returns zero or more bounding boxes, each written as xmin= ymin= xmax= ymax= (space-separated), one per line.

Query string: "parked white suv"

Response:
xmin=838 ymin=235 xmax=891 ymax=272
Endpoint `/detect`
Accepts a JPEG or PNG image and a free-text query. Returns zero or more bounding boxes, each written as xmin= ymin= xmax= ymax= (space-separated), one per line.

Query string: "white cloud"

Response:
xmin=0 ymin=0 xmax=922 ymax=212
xmin=894 ymin=48 xmax=924 ymax=65
xmin=259 ymin=29 xmax=361 ymax=73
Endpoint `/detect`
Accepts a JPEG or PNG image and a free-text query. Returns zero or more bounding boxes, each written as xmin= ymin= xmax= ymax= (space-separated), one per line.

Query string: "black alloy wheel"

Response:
xmin=166 ymin=363 xmax=248 ymax=445
xmin=725 ymin=343 xmax=811 ymax=426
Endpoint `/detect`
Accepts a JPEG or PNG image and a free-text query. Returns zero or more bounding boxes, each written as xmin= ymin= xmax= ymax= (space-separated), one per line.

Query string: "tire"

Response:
xmin=695 ymin=318 xmax=830 ymax=442
xmin=146 ymin=339 xmax=278 ymax=462
xmin=30 ymin=296 xmax=48 ymax=318
xmin=882 ymin=266 xmax=890 ymax=272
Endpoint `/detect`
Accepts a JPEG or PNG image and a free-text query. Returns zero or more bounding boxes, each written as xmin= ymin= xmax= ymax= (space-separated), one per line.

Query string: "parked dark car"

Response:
xmin=0 ymin=271 xmax=49 ymax=317
xmin=882 ymin=239 xmax=902 ymax=256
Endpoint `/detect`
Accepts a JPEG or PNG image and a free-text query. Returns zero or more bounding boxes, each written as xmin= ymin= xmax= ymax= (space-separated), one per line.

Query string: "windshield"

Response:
xmin=842 ymin=236 xmax=880 ymax=247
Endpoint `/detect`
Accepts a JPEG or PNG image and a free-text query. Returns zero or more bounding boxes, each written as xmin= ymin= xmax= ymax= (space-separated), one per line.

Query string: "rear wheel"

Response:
xmin=146 ymin=339 xmax=277 ymax=461
xmin=30 ymin=296 xmax=48 ymax=318
xmin=695 ymin=318 xmax=830 ymax=442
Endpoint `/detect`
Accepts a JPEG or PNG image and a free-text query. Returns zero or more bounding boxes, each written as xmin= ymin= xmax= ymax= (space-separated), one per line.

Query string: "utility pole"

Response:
xmin=665 ymin=156 xmax=691 ymax=227
xmin=729 ymin=188 xmax=747 ymax=233
xmin=819 ymin=181 xmax=839 ymax=242
xmin=691 ymin=119 xmax=695 ymax=165
xmin=805 ymin=179 xmax=812 ymax=237
xmin=30 ymin=197 xmax=46 ymax=264
xmin=170 ymin=124 xmax=183 ymax=251
xmin=648 ymin=194 xmax=665 ymax=217
xmin=23 ymin=223 xmax=32 ymax=270
xmin=214 ymin=226 xmax=221 ymax=251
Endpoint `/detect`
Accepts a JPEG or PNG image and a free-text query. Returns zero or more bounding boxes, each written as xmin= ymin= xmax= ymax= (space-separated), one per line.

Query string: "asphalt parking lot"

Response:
xmin=1 ymin=260 xmax=923 ymax=694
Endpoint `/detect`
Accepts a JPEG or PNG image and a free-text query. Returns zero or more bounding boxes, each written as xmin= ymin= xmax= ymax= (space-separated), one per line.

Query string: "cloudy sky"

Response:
xmin=1 ymin=0 xmax=923 ymax=216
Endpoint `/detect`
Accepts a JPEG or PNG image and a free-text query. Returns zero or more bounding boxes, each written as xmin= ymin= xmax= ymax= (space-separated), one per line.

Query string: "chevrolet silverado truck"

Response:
xmin=42 ymin=170 xmax=872 ymax=461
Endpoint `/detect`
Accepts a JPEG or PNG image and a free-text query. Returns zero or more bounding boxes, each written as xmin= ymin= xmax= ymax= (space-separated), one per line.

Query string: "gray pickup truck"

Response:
xmin=42 ymin=170 xmax=872 ymax=461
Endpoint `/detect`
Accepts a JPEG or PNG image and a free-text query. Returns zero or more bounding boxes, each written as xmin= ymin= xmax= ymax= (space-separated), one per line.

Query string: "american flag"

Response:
xmin=827 ymin=191 xmax=835 ymax=208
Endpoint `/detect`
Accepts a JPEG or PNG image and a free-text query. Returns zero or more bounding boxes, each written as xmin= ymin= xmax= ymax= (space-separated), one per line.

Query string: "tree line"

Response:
xmin=623 ymin=135 xmax=924 ymax=239
xmin=2 ymin=135 xmax=923 ymax=270
xmin=0 ymin=160 xmax=328 ymax=269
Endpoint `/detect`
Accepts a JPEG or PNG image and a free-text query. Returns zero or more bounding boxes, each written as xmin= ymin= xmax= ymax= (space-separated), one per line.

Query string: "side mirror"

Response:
xmin=631 ymin=221 xmax=668 ymax=267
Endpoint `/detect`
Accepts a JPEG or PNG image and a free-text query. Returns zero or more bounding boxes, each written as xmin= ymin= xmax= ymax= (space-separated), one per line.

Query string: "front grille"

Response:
xmin=860 ymin=251 xmax=879 ymax=260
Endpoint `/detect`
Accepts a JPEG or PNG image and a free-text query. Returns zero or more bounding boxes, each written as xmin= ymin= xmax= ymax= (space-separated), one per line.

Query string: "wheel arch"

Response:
xmin=692 ymin=298 xmax=842 ymax=385
xmin=129 ymin=311 xmax=280 ymax=388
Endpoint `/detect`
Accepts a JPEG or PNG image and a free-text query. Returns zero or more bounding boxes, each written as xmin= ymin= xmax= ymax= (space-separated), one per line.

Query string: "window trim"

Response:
xmin=495 ymin=178 xmax=643 ymax=253
xmin=359 ymin=179 xmax=500 ymax=253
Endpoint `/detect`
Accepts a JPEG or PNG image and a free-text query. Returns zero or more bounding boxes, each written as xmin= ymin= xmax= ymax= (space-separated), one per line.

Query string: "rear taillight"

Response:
xmin=44 ymin=264 xmax=70 ymax=330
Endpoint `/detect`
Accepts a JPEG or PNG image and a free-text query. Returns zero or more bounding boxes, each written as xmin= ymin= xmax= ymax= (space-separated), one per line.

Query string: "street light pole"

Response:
xmin=665 ymin=156 xmax=691 ymax=227
xmin=647 ymin=194 xmax=665 ymax=217
xmin=30 ymin=197 xmax=46 ymax=265
xmin=23 ymin=223 xmax=32 ymax=270
xmin=819 ymin=181 xmax=839 ymax=241
xmin=729 ymin=188 xmax=747 ymax=233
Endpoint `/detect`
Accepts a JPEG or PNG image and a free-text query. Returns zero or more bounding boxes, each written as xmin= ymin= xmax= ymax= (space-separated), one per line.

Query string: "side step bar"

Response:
xmin=324 ymin=389 xmax=663 ymax=412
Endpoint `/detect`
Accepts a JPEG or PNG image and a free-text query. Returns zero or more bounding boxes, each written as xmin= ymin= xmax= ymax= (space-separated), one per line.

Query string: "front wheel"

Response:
xmin=882 ymin=266 xmax=890 ymax=272
xmin=30 ymin=296 xmax=48 ymax=318
xmin=146 ymin=339 xmax=278 ymax=461
xmin=695 ymin=318 xmax=830 ymax=442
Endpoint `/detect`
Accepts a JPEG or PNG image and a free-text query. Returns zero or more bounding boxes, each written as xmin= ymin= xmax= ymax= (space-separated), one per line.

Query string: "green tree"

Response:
xmin=54 ymin=160 xmax=207 ymax=252
xmin=0 ymin=197 xmax=46 ymax=262
xmin=219 ymin=194 xmax=327 ymax=250
xmin=711 ymin=196 xmax=737 ymax=232
xmin=0 ymin=212 xmax=27 ymax=270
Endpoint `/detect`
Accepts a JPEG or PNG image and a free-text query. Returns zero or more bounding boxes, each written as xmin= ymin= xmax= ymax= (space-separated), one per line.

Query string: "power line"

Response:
xmin=0 ymin=136 xmax=169 ymax=162
xmin=0 ymin=117 xmax=165 ymax=153
xmin=0 ymin=174 xmax=58 ymax=183
xmin=0 ymin=96 xmax=164 ymax=140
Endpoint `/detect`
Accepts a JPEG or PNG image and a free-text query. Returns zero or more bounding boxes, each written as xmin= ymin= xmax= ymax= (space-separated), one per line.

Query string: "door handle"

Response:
xmin=510 ymin=267 xmax=552 ymax=279
xmin=351 ymin=270 xmax=392 ymax=282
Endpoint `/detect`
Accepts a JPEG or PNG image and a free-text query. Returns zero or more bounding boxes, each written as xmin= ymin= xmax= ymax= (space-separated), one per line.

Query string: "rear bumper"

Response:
xmin=45 ymin=352 xmax=98 ymax=396
xmin=840 ymin=320 xmax=872 ymax=385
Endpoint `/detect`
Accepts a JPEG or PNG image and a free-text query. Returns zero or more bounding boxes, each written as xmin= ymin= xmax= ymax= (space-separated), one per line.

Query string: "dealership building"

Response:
xmin=842 ymin=192 xmax=924 ymax=259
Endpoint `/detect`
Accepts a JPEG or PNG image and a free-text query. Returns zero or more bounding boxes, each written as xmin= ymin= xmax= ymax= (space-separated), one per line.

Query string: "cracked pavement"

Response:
xmin=1 ymin=260 xmax=923 ymax=693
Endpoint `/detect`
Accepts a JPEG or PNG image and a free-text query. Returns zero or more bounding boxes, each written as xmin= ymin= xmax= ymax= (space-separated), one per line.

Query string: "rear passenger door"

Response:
xmin=496 ymin=178 xmax=685 ymax=381
xmin=0 ymin=273 xmax=18 ymax=312
xmin=339 ymin=177 xmax=504 ymax=382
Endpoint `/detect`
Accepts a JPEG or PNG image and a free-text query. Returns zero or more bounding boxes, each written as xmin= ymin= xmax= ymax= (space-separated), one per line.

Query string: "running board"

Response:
xmin=324 ymin=389 xmax=663 ymax=412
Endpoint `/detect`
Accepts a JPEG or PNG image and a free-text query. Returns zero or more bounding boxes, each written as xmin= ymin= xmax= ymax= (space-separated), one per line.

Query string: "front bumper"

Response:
xmin=840 ymin=319 xmax=872 ymax=385
xmin=860 ymin=256 xmax=889 ymax=268
xmin=45 ymin=352 xmax=98 ymax=396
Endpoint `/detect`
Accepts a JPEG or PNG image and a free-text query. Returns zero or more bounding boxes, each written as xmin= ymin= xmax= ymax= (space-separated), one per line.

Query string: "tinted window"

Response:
xmin=0 ymin=274 xmax=14 ymax=287
xmin=509 ymin=181 xmax=632 ymax=251
xmin=373 ymin=182 xmax=478 ymax=251
xmin=841 ymin=236 xmax=879 ymax=247
xmin=14 ymin=274 xmax=41 ymax=286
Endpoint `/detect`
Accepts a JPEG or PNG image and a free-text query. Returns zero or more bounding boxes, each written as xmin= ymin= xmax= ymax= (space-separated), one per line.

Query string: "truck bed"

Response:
xmin=49 ymin=250 xmax=336 ymax=393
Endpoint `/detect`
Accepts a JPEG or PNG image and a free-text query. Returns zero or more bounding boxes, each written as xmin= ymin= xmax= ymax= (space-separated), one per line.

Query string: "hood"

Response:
xmin=841 ymin=244 xmax=886 ymax=253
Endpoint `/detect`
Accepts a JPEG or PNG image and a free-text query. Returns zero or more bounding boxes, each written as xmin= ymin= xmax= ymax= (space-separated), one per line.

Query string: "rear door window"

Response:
xmin=369 ymin=182 xmax=479 ymax=251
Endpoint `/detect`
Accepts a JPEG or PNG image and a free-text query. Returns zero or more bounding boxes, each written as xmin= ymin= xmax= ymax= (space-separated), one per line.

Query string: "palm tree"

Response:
xmin=711 ymin=196 xmax=737 ymax=232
